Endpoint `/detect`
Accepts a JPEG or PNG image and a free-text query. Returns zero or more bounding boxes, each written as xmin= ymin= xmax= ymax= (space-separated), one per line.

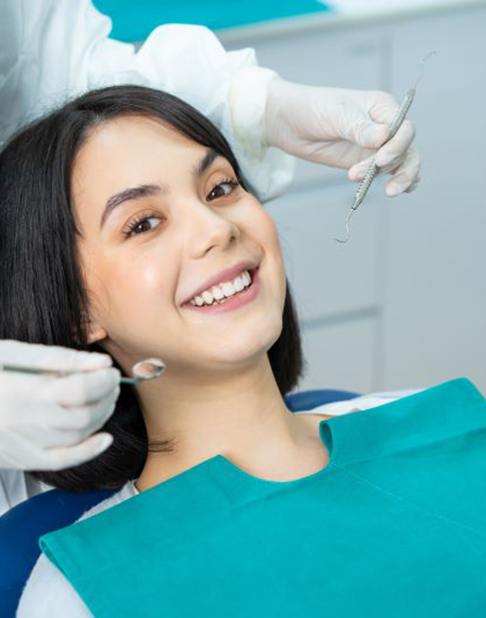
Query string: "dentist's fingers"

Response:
xmin=42 ymin=433 xmax=114 ymax=470
xmin=0 ymin=339 xmax=113 ymax=371
xmin=347 ymin=144 xmax=420 ymax=196
xmin=15 ymin=420 xmax=108 ymax=449
xmin=348 ymin=121 xmax=415 ymax=180
xmin=5 ymin=389 xmax=119 ymax=448
xmin=405 ymin=174 xmax=421 ymax=193
xmin=36 ymin=433 xmax=114 ymax=471
xmin=384 ymin=146 xmax=421 ymax=196
xmin=373 ymin=119 xmax=415 ymax=168
xmin=348 ymin=151 xmax=406 ymax=181
xmin=36 ymin=389 xmax=120 ymax=434
xmin=366 ymin=92 xmax=416 ymax=163
xmin=38 ymin=367 xmax=121 ymax=407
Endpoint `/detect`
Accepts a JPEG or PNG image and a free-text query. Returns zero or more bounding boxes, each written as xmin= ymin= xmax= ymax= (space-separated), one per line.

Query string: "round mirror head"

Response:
xmin=131 ymin=358 xmax=166 ymax=381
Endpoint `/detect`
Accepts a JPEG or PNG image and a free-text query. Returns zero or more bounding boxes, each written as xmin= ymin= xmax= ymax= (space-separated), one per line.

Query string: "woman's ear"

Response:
xmin=86 ymin=321 xmax=108 ymax=344
xmin=78 ymin=282 xmax=109 ymax=344
xmin=81 ymin=308 xmax=107 ymax=344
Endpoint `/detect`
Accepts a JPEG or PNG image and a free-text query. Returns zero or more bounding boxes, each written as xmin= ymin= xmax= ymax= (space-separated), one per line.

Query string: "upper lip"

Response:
xmin=180 ymin=260 xmax=259 ymax=305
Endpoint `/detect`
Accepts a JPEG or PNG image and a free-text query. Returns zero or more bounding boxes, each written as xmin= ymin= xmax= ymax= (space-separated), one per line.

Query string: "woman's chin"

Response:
xmin=192 ymin=326 xmax=282 ymax=366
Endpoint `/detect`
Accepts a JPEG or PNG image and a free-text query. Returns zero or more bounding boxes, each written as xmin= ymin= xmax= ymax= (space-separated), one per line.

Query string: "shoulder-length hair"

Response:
xmin=0 ymin=85 xmax=304 ymax=491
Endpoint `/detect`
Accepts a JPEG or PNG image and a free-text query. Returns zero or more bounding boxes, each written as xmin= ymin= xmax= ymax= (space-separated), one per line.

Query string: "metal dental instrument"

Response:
xmin=0 ymin=357 xmax=166 ymax=385
xmin=334 ymin=51 xmax=436 ymax=244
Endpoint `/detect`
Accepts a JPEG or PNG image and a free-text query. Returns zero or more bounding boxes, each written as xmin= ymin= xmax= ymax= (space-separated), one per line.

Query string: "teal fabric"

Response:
xmin=92 ymin=1 xmax=332 ymax=42
xmin=40 ymin=377 xmax=486 ymax=617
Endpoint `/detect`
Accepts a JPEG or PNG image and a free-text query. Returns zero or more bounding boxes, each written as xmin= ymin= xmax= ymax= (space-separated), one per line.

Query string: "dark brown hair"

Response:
xmin=0 ymin=85 xmax=304 ymax=491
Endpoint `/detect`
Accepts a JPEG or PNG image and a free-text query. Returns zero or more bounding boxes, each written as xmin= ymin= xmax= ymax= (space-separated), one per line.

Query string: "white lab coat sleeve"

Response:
xmin=0 ymin=0 xmax=295 ymax=202
xmin=0 ymin=469 xmax=50 ymax=517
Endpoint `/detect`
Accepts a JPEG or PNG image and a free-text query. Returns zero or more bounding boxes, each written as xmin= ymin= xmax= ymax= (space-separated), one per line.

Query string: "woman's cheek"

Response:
xmin=259 ymin=212 xmax=285 ymax=265
xmin=137 ymin=263 xmax=165 ymax=292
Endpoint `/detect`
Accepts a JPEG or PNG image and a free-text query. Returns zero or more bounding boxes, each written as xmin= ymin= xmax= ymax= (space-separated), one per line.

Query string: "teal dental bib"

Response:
xmin=40 ymin=378 xmax=486 ymax=617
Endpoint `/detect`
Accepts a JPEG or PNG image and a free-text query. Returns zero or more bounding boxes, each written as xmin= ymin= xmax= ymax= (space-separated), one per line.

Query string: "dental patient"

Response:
xmin=1 ymin=86 xmax=485 ymax=617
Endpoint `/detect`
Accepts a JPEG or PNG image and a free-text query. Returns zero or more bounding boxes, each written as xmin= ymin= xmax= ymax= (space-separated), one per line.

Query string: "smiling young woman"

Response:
xmin=0 ymin=85 xmax=310 ymax=493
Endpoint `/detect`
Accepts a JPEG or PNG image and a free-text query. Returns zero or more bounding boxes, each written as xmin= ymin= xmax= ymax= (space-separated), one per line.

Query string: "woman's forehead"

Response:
xmin=78 ymin=115 xmax=202 ymax=161
xmin=72 ymin=116 xmax=211 ymax=198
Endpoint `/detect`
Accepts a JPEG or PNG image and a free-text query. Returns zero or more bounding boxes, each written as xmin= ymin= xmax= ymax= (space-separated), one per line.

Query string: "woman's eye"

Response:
xmin=123 ymin=214 xmax=161 ymax=238
xmin=207 ymin=178 xmax=239 ymax=201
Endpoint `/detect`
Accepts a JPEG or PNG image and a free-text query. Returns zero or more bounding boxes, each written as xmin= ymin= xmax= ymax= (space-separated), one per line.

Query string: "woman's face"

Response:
xmin=72 ymin=115 xmax=286 ymax=378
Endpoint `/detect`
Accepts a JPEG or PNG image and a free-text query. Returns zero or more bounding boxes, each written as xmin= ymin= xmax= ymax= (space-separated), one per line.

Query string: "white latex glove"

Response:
xmin=264 ymin=77 xmax=420 ymax=196
xmin=0 ymin=340 xmax=120 ymax=471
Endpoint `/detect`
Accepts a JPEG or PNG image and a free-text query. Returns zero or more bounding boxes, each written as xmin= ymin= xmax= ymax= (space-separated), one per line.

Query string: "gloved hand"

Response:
xmin=264 ymin=77 xmax=420 ymax=196
xmin=0 ymin=340 xmax=120 ymax=471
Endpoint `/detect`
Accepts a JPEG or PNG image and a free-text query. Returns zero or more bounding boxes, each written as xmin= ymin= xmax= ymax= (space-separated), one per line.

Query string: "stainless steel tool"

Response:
xmin=335 ymin=51 xmax=436 ymax=244
xmin=0 ymin=356 xmax=166 ymax=385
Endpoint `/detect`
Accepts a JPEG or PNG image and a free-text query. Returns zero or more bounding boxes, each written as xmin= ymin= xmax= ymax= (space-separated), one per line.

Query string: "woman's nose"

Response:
xmin=181 ymin=198 xmax=240 ymax=255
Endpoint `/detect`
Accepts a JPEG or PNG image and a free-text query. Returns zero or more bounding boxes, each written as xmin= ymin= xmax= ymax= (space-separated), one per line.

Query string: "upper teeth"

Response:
xmin=189 ymin=270 xmax=252 ymax=306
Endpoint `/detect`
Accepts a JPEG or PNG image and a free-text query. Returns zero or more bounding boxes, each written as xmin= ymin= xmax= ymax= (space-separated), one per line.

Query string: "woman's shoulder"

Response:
xmin=17 ymin=551 xmax=93 ymax=617
xmin=78 ymin=480 xmax=138 ymax=521
xmin=17 ymin=481 xmax=137 ymax=617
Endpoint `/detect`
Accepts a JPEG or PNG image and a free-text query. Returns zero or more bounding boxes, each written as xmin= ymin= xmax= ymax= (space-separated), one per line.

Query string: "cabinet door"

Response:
xmin=382 ymin=7 xmax=486 ymax=393
xmin=297 ymin=317 xmax=378 ymax=394
xmin=222 ymin=26 xmax=383 ymax=187
xmin=265 ymin=183 xmax=385 ymax=321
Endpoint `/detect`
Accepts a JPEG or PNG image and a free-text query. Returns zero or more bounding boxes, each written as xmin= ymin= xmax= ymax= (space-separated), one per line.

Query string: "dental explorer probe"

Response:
xmin=335 ymin=51 xmax=436 ymax=244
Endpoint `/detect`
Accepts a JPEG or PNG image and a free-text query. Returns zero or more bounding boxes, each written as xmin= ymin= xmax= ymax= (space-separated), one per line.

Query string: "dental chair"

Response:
xmin=0 ymin=387 xmax=359 ymax=615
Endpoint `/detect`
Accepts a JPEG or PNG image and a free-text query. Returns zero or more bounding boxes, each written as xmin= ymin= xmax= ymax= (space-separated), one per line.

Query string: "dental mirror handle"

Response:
xmin=0 ymin=363 xmax=160 ymax=384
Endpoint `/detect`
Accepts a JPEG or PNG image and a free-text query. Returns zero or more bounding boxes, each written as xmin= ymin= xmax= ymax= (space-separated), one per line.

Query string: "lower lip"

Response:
xmin=182 ymin=268 xmax=260 ymax=315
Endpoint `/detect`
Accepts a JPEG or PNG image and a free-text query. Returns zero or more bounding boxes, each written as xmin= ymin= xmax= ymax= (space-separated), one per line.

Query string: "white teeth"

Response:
xmin=189 ymin=269 xmax=253 ymax=306
xmin=222 ymin=281 xmax=236 ymax=296
xmin=211 ymin=285 xmax=224 ymax=300
xmin=233 ymin=276 xmax=245 ymax=293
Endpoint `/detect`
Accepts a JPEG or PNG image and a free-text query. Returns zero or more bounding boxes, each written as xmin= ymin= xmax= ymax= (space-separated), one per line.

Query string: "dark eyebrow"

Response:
xmin=192 ymin=147 xmax=221 ymax=178
xmin=99 ymin=147 xmax=222 ymax=230
xmin=100 ymin=185 xmax=161 ymax=229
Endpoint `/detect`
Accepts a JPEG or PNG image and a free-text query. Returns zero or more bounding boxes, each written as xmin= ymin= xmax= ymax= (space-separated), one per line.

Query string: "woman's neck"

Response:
xmin=134 ymin=355 xmax=324 ymax=491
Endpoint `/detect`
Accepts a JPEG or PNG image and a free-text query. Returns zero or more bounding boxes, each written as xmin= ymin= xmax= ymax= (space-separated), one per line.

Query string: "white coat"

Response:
xmin=0 ymin=0 xmax=295 ymax=202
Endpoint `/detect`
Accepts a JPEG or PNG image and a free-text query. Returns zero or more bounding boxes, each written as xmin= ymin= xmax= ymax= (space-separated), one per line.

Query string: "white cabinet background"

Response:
xmin=219 ymin=4 xmax=486 ymax=396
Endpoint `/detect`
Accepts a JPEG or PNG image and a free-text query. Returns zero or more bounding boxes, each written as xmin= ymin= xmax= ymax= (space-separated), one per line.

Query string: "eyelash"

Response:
xmin=122 ymin=177 xmax=240 ymax=238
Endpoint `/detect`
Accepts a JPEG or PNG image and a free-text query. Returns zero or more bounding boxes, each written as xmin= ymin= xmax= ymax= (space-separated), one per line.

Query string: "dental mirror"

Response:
xmin=0 ymin=356 xmax=166 ymax=385
xmin=119 ymin=358 xmax=166 ymax=385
